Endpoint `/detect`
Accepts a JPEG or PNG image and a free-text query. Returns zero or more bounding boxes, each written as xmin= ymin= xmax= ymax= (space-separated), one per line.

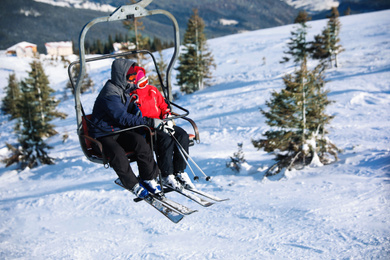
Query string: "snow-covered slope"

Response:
xmin=0 ymin=10 xmax=389 ymax=259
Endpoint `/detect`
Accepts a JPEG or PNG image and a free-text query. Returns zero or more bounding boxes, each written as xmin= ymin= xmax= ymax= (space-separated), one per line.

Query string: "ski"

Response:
xmin=157 ymin=194 xmax=198 ymax=215
xmin=164 ymin=184 xmax=214 ymax=207
xmin=143 ymin=195 xmax=184 ymax=223
xmin=114 ymin=179 xmax=184 ymax=223
xmin=184 ymin=187 xmax=229 ymax=202
xmin=115 ymin=178 xmax=196 ymax=216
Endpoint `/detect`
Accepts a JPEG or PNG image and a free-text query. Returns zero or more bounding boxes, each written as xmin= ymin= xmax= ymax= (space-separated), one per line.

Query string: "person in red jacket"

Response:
xmin=127 ymin=65 xmax=195 ymax=190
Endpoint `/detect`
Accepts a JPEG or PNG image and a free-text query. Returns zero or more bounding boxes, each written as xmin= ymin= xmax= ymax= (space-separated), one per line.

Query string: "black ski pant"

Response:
xmin=155 ymin=126 xmax=189 ymax=177
xmin=98 ymin=131 xmax=159 ymax=190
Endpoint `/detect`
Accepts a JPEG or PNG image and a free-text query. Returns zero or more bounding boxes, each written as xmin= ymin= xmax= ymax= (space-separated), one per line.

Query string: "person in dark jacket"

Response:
xmin=90 ymin=59 xmax=163 ymax=199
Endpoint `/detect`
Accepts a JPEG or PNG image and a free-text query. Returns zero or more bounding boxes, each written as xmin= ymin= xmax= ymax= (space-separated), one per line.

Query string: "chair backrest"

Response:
xmin=81 ymin=114 xmax=93 ymax=150
xmin=80 ymin=114 xmax=107 ymax=162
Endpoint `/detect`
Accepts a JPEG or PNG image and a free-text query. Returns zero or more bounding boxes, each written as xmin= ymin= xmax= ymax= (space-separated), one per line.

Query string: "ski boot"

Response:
xmin=176 ymin=172 xmax=195 ymax=189
xmin=131 ymin=183 xmax=149 ymax=199
xmin=162 ymin=174 xmax=184 ymax=191
xmin=141 ymin=179 xmax=164 ymax=199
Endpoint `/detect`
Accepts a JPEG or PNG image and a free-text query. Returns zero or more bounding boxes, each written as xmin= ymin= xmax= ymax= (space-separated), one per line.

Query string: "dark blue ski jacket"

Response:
xmin=89 ymin=59 xmax=146 ymax=138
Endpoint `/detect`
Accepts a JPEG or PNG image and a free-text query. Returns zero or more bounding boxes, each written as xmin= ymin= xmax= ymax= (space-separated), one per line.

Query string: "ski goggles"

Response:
xmin=126 ymin=73 xmax=137 ymax=82
xmin=137 ymin=76 xmax=148 ymax=89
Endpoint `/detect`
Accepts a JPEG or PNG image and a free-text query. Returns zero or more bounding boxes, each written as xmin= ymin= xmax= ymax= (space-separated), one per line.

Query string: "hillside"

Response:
xmin=0 ymin=10 xmax=389 ymax=259
xmin=0 ymin=0 xmax=129 ymax=53
xmin=2 ymin=0 xmax=389 ymax=53
xmin=1 ymin=0 xmax=299 ymax=52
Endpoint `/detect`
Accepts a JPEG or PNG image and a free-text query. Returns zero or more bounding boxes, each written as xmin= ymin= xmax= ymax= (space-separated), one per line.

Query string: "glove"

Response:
xmin=163 ymin=120 xmax=175 ymax=135
xmin=144 ymin=117 xmax=163 ymax=130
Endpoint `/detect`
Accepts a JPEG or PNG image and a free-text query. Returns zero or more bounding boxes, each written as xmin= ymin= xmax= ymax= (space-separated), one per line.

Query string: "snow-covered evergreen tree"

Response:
xmin=281 ymin=11 xmax=311 ymax=65
xmin=1 ymin=73 xmax=21 ymax=119
xmin=4 ymin=61 xmax=66 ymax=169
xmin=254 ymin=12 xmax=339 ymax=175
xmin=310 ymin=27 xmax=332 ymax=65
xmin=227 ymin=143 xmax=246 ymax=172
xmin=327 ymin=7 xmax=343 ymax=67
xmin=254 ymin=62 xmax=338 ymax=174
xmin=67 ymin=63 xmax=94 ymax=95
xmin=176 ymin=8 xmax=216 ymax=94
xmin=311 ymin=7 xmax=343 ymax=68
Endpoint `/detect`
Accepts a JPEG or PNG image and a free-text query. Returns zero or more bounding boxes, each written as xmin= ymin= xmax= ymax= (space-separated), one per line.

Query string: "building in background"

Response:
xmin=113 ymin=42 xmax=136 ymax=53
xmin=45 ymin=41 xmax=73 ymax=57
xmin=6 ymin=42 xmax=38 ymax=57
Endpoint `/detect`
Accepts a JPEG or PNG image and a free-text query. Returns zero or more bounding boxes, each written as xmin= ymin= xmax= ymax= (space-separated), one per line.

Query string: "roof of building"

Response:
xmin=7 ymin=41 xmax=37 ymax=51
xmin=45 ymin=41 xmax=73 ymax=48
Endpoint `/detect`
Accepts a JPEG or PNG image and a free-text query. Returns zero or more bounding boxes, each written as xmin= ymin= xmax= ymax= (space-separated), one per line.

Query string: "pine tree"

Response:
xmin=123 ymin=0 xmax=147 ymax=64
xmin=149 ymin=50 xmax=167 ymax=92
xmin=176 ymin=8 xmax=216 ymax=94
xmin=115 ymin=33 xmax=124 ymax=43
xmin=15 ymin=79 xmax=55 ymax=168
xmin=94 ymin=39 xmax=104 ymax=54
xmin=104 ymin=35 xmax=113 ymax=54
xmin=327 ymin=7 xmax=343 ymax=67
xmin=152 ymin=37 xmax=163 ymax=52
xmin=344 ymin=6 xmax=351 ymax=16
xmin=1 ymin=73 xmax=21 ymax=119
xmin=281 ymin=11 xmax=311 ymax=65
xmin=311 ymin=7 xmax=343 ymax=68
xmin=4 ymin=61 xmax=67 ymax=169
xmin=254 ymin=12 xmax=338 ymax=175
xmin=66 ymin=63 xmax=94 ymax=95
xmin=227 ymin=143 xmax=246 ymax=172
xmin=310 ymin=27 xmax=332 ymax=64
xmin=253 ymin=63 xmax=338 ymax=174
xmin=26 ymin=61 xmax=67 ymax=135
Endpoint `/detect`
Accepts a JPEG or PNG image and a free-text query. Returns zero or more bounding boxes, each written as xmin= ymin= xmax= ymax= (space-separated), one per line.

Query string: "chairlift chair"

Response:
xmin=68 ymin=0 xmax=200 ymax=167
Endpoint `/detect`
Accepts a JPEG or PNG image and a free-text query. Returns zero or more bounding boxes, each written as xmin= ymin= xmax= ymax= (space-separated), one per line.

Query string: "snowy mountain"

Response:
xmin=32 ymin=0 xmax=390 ymax=14
xmin=0 ymin=9 xmax=389 ymax=259
xmin=1 ymin=0 xmax=298 ymax=52
xmin=283 ymin=0 xmax=340 ymax=12
xmin=34 ymin=0 xmax=117 ymax=12
xmin=285 ymin=0 xmax=390 ymax=17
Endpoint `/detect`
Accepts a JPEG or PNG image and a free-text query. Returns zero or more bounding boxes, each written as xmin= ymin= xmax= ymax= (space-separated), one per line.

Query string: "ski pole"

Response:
xmin=174 ymin=139 xmax=198 ymax=181
xmin=168 ymin=131 xmax=197 ymax=179
xmin=170 ymin=132 xmax=211 ymax=181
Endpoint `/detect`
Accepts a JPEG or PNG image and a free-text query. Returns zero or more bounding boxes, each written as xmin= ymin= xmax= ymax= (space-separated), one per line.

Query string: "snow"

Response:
xmin=45 ymin=41 xmax=73 ymax=48
xmin=35 ymin=0 xmax=340 ymax=14
xmin=283 ymin=0 xmax=339 ymax=12
xmin=6 ymin=41 xmax=37 ymax=51
xmin=19 ymin=8 xmax=42 ymax=17
xmin=219 ymin=19 xmax=239 ymax=26
xmin=33 ymin=0 xmax=117 ymax=13
xmin=0 ymin=10 xmax=389 ymax=259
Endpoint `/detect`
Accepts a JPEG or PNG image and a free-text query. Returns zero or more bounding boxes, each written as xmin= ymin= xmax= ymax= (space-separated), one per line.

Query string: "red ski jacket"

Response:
xmin=131 ymin=84 xmax=170 ymax=119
